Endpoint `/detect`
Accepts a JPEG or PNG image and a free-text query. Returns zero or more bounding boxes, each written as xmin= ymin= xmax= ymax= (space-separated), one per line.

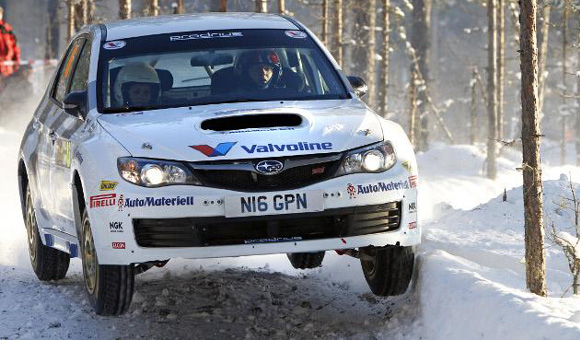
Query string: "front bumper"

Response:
xmin=86 ymin=166 xmax=420 ymax=265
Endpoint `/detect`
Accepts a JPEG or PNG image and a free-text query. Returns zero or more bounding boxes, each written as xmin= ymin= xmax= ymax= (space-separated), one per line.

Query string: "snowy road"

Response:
xmin=2 ymin=115 xmax=580 ymax=339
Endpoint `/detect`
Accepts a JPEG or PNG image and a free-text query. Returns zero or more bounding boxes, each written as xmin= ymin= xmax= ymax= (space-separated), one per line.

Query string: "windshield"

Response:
xmin=98 ymin=29 xmax=350 ymax=113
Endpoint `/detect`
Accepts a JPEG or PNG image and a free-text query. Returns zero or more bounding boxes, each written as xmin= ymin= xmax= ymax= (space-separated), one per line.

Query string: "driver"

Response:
xmin=234 ymin=49 xmax=283 ymax=91
xmin=113 ymin=62 xmax=161 ymax=107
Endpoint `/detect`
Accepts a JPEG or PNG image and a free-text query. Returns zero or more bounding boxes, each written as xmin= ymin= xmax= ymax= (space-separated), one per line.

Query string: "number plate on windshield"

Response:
xmin=224 ymin=190 xmax=323 ymax=218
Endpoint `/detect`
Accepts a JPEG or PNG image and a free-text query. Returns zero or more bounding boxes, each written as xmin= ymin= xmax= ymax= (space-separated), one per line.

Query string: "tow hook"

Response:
xmin=335 ymin=248 xmax=374 ymax=261
xmin=135 ymin=260 xmax=169 ymax=275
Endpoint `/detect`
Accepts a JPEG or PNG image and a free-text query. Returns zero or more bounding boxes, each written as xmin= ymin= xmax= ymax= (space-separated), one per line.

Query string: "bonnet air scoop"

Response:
xmin=200 ymin=114 xmax=303 ymax=132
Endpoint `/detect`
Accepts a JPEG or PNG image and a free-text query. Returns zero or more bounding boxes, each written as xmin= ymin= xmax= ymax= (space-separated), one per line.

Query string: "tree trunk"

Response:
xmin=519 ymin=0 xmax=547 ymax=297
xmin=278 ymin=0 xmax=286 ymax=14
xmin=487 ymin=0 xmax=498 ymax=179
xmin=47 ymin=0 xmax=60 ymax=58
xmin=322 ymin=0 xmax=329 ymax=46
xmin=561 ymin=0 xmax=569 ymax=165
xmin=537 ymin=3 xmax=550 ymax=116
xmin=81 ymin=0 xmax=89 ymax=26
xmin=119 ymin=0 xmax=131 ymax=19
xmin=176 ymin=0 xmax=185 ymax=14
xmin=379 ymin=0 xmax=391 ymax=117
xmin=331 ymin=0 xmax=343 ymax=66
xmin=67 ymin=0 xmax=75 ymax=41
xmin=497 ymin=0 xmax=505 ymax=140
xmin=255 ymin=0 xmax=267 ymax=13
xmin=577 ymin=15 xmax=580 ymax=166
xmin=409 ymin=70 xmax=418 ymax=147
xmin=411 ymin=0 xmax=432 ymax=151
xmin=352 ymin=1 xmax=373 ymax=102
xmin=471 ymin=68 xmax=478 ymax=145
xmin=366 ymin=0 xmax=377 ymax=108
xmin=220 ymin=0 xmax=228 ymax=12
xmin=150 ymin=0 xmax=159 ymax=16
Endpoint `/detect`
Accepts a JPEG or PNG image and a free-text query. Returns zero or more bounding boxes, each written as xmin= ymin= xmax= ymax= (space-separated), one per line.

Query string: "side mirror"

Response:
xmin=347 ymin=76 xmax=368 ymax=98
xmin=63 ymin=90 xmax=88 ymax=120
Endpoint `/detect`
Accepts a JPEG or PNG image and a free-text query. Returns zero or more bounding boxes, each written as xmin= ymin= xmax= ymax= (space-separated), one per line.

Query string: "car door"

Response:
xmin=46 ymin=37 xmax=88 ymax=234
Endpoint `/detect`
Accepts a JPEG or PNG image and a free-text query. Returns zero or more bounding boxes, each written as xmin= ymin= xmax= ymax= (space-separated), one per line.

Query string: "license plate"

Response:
xmin=224 ymin=190 xmax=323 ymax=218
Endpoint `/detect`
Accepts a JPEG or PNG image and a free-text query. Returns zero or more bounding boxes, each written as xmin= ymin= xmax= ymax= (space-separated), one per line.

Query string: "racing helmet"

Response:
xmin=113 ymin=62 xmax=161 ymax=106
xmin=234 ymin=49 xmax=283 ymax=89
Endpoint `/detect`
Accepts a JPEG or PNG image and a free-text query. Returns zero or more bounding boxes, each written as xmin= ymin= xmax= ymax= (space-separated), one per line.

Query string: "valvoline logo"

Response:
xmin=190 ymin=142 xmax=237 ymax=157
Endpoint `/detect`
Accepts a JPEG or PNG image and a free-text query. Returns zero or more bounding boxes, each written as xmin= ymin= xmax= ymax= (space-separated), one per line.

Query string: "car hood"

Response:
xmin=97 ymin=99 xmax=384 ymax=162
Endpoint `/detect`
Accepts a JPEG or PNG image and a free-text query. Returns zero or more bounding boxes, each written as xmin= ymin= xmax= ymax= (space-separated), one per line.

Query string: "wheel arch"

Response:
xmin=17 ymin=158 xmax=29 ymax=222
xmin=72 ymin=170 xmax=87 ymax=239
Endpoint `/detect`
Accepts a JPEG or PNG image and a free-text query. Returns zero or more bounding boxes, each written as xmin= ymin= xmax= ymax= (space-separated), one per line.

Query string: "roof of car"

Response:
xmin=102 ymin=13 xmax=300 ymax=41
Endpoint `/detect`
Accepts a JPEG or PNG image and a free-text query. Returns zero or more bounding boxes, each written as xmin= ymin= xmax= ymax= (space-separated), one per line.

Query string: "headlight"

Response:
xmin=118 ymin=157 xmax=201 ymax=187
xmin=336 ymin=141 xmax=396 ymax=176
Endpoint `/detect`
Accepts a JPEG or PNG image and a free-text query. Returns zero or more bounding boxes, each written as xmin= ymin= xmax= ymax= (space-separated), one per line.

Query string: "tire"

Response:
xmin=360 ymin=245 xmax=415 ymax=296
xmin=25 ymin=186 xmax=70 ymax=281
xmin=80 ymin=210 xmax=134 ymax=316
xmin=287 ymin=251 xmax=325 ymax=269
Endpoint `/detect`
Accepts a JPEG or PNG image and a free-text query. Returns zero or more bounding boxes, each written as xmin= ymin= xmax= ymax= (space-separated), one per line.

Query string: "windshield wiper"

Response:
xmin=103 ymin=105 xmax=158 ymax=113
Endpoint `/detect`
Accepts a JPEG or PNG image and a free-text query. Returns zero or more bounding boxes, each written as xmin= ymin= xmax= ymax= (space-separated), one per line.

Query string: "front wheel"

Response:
xmin=25 ymin=186 xmax=69 ymax=281
xmin=80 ymin=210 xmax=134 ymax=316
xmin=360 ymin=246 xmax=415 ymax=296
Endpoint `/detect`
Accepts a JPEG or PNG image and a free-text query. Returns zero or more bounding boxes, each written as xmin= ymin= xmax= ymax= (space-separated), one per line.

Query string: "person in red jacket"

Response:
xmin=0 ymin=6 xmax=20 ymax=78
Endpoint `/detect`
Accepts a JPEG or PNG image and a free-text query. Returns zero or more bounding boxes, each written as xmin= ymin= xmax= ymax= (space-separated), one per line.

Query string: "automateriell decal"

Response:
xmin=118 ymin=195 xmax=194 ymax=211
xmin=347 ymin=180 xmax=410 ymax=198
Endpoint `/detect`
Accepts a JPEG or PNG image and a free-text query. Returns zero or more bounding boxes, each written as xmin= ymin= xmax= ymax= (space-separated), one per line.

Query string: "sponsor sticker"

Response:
xmin=103 ymin=40 xmax=126 ymax=50
xmin=119 ymin=195 xmax=194 ymax=211
xmin=90 ymin=193 xmax=116 ymax=209
xmin=409 ymin=175 xmax=418 ymax=188
xmin=285 ymin=30 xmax=307 ymax=39
xmin=100 ymin=180 xmax=118 ymax=191
xmin=402 ymin=160 xmax=413 ymax=173
xmin=190 ymin=141 xmax=333 ymax=157
xmin=109 ymin=222 xmax=123 ymax=233
xmin=170 ymin=31 xmax=243 ymax=41
xmin=347 ymin=180 xmax=410 ymax=198
xmin=190 ymin=142 xmax=237 ymax=157
xmin=409 ymin=202 xmax=417 ymax=213
xmin=408 ymin=221 xmax=417 ymax=230
xmin=347 ymin=183 xmax=357 ymax=199
xmin=112 ymin=242 xmax=126 ymax=249
xmin=244 ymin=236 xmax=302 ymax=244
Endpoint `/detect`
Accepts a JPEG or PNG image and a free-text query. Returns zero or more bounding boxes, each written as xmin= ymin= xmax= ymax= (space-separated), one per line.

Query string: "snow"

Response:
xmin=1 ymin=118 xmax=580 ymax=338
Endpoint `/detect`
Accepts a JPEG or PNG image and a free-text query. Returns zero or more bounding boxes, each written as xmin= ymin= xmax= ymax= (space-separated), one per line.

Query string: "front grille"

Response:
xmin=195 ymin=158 xmax=341 ymax=191
xmin=133 ymin=202 xmax=401 ymax=248
xmin=189 ymin=153 xmax=344 ymax=192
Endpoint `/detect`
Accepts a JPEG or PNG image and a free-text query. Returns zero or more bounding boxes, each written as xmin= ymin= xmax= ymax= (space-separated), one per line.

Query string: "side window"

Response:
xmin=69 ymin=42 xmax=92 ymax=93
xmin=53 ymin=39 xmax=85 ymax=103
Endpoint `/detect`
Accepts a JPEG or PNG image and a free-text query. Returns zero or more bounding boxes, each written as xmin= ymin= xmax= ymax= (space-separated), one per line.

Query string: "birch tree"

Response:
xmin=149 ymin=0 xmax=159 ymax=16
xmin=561 ymin=0 xmax=569 ymax=165
xmin=519 ymin=0 xmax=547 ymax=297
xmin=497 ymin=0 xmax=505 ymax=140
xmin=119 ymin=0 xmax=131 ymax=19
xmin=322 ymin=0 xmax=329 ymax=46
xmin=378 ymin=0 xmax=391 ymax=117
xmin=537 ymin=1 xmax=550 ymax=116
xmin=221 ymin=0 xmax=228 ymax=12
xmin=487 ymin=0 xmax=498 ymax=179
xmin=67 ymin=0 xmax=75 ymax=41
xmin=176 ymin=0 xmax=185 ymax=14
xmin=331 ymin=0 xmax=343 ymax=66
xmin=255 ymin=0 xmax=267 ymax=13
xmin=411 ymin=0 xmax=432 ymax=151
xmin=278 ymin=0 xmax=286 ymax=14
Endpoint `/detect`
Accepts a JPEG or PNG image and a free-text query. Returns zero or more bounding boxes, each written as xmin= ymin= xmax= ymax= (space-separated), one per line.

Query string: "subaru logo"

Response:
xmin=255 ymin=160 xmax=284 ymax=175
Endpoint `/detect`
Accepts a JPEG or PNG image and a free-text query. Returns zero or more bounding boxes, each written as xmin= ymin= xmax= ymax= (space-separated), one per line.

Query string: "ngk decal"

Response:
xmin=109 ymin=222 xmax=123 ymax=233
xmin=112 ymin=242 xmax=125 ymax=249
xmin=90 ymin=193 xmax=116 ymax=209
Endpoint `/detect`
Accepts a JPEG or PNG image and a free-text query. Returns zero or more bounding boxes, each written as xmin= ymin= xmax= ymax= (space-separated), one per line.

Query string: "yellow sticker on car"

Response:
xmin=100 ymin=181 xmax=118 ymax=191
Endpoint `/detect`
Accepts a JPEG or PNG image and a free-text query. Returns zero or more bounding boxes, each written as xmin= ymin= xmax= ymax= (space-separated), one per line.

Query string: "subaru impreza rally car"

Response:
xmin=18 ymin=13 xmax=420 ymax=316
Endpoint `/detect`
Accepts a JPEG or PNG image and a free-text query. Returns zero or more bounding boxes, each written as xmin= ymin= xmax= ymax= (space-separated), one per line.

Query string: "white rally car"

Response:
xmin=18 ymin=13 xmax=420 ymax=315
